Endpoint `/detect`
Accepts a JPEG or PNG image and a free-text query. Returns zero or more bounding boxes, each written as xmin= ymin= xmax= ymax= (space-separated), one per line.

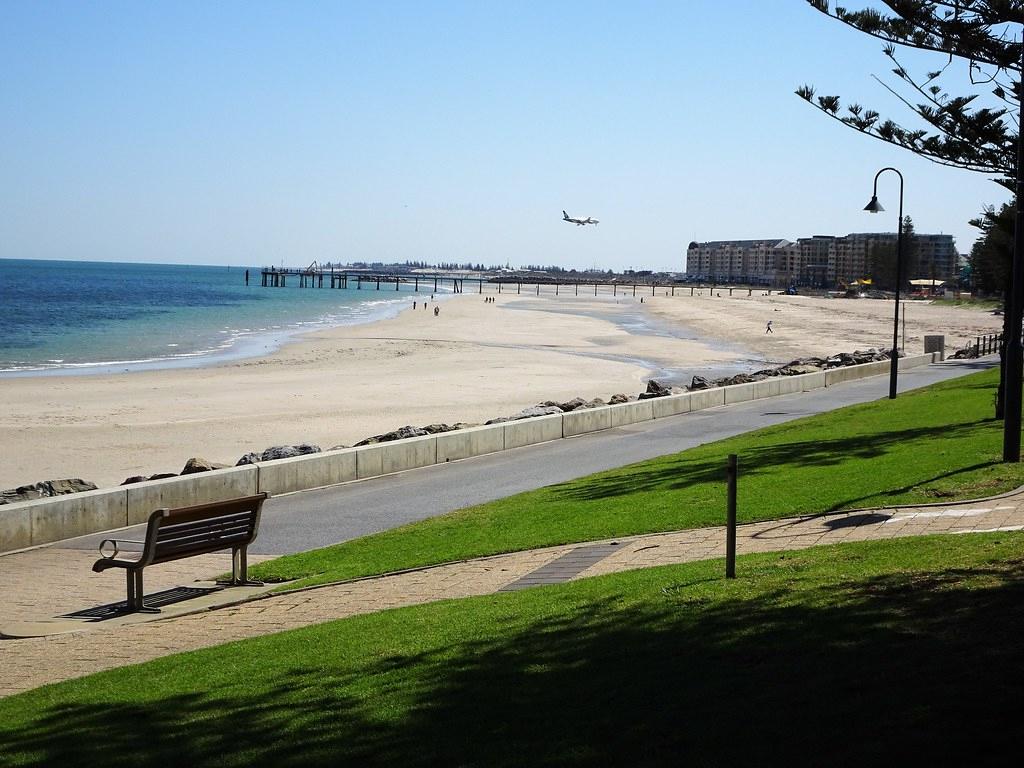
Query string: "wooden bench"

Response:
xmin=92 ymin=493 xmax=268 ymax=613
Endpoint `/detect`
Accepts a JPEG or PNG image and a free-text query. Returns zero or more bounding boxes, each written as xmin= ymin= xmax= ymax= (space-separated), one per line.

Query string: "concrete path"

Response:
xmin=2 ymin=489 xmax=1022 ymax=698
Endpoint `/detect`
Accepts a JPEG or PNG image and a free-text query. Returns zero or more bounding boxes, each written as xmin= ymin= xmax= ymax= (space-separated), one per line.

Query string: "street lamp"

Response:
xmin=864 ymin=167 xmax=904 ymax=400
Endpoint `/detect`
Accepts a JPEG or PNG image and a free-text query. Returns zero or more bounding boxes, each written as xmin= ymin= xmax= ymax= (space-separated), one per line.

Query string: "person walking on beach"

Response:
xmin=765 ymin=320 xmax=773 ymax=334
xmin=434 ymin=305 xmax=440 ymax=316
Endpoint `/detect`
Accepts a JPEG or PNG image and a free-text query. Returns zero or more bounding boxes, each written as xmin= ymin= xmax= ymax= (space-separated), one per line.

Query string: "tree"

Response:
xmin=799 ymin=0 xmax=1023 ymax=456
xmin=798 ymin=1 xmax=1020 ymax=188
xmin=969 ymin=202 xmax=1015 ymax=295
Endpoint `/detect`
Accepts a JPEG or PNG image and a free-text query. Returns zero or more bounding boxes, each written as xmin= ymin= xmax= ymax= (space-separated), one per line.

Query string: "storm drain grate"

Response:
xmin=62 ymin=585 xmax=222 ymax=621
xmin=499 ymin=543 xmax=620 ymax=592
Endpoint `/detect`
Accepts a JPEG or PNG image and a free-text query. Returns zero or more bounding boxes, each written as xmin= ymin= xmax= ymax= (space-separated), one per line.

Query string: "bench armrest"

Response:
xmin=97 ymin=538 xmax=146 ymax=559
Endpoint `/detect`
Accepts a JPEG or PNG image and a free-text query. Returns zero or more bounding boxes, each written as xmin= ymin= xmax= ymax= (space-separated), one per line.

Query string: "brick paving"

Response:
xmin=2 ymin=492 xmax=1023 ymax=698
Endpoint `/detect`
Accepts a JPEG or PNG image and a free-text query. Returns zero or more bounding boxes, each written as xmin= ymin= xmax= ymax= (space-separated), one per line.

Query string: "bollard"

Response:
xmin=726 ymin=454 xmax=737 ymax=579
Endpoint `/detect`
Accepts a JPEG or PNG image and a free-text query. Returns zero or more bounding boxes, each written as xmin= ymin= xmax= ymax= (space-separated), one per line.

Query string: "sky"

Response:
xmin=0 ymin=1 xmax=1014 ymax=272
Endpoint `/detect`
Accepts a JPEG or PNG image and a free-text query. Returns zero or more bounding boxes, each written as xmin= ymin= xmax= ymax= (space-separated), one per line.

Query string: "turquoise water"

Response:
xmin=0 ymin=259 xmax=418 ymax=375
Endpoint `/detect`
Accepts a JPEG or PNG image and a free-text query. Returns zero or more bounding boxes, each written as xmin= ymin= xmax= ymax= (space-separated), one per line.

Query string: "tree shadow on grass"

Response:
xmin=3 ymin=556 xmax=1023 ymax=767
xmin=551 ymin=418 xmax=997 ymax=512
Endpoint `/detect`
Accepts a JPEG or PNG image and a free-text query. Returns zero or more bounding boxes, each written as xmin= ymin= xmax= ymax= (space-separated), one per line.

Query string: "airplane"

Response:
xmin=563 ymin=210 xmax=599 ymax=226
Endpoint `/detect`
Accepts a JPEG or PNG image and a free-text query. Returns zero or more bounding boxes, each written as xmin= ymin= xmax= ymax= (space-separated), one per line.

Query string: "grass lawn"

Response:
xmin=2 ymin=533 xmax=1022 ymax=766
xmin=250 ymin=368 xmax=1024 ymax=589
xmin=929 ymin=297 xmax=1002 ymax=311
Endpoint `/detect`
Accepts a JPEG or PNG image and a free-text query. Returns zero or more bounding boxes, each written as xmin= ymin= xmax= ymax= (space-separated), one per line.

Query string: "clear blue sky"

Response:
xmin=0 ymin=1 xmax=1012 ymax=271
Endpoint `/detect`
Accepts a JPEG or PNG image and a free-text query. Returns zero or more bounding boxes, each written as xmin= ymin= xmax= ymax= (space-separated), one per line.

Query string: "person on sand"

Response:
xmin=413 ymin=301 xmax=417 ymax=310
xmin=434 ymin=305 xmax=440 ymax=316
xmin=765 ymin=320 xmax=773 ymax=334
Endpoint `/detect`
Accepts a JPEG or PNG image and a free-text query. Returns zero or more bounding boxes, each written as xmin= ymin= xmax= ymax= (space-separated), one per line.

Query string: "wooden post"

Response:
xmin=479 ymin=279 xmax=483 ymax=294
xmin=575 ymin=282 xmax=579 ymax=296
xmin=726 ymin=454 xmax=737 ymax=579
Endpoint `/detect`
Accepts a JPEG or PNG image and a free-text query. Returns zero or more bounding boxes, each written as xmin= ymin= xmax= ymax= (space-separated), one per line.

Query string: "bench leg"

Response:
xmin=125 ymin=570 xmax=160 ymax=614
xmin=218 ymin=546 xmax=263 ymax=587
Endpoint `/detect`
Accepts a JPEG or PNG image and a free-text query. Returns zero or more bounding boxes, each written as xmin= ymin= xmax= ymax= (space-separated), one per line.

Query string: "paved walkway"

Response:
xmin=2 ymin=490 xmax=1022 ymax=698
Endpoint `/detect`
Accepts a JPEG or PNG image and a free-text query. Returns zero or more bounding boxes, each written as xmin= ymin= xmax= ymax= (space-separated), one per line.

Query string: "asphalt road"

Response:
xmin=63 ymin=358 xmax=997 ymax=555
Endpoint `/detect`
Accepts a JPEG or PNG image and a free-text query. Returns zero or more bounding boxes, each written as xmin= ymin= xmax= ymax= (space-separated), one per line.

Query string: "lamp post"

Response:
xmin=864 ymin=167 xmax=904 ymax=400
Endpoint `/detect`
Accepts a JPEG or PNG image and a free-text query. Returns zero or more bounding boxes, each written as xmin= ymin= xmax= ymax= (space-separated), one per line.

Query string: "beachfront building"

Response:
xmin=684 ymin=239 xmax=799 ymax=285
xmin=685 ymin=232 xmax=957 ymax=288
xmin=796 ymin=236 xmax=834 ymax=287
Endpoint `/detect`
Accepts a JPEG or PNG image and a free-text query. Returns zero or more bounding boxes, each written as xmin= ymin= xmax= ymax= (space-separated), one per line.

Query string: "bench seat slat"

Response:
xmin=157 ymin=518 xmax=255 ymax=544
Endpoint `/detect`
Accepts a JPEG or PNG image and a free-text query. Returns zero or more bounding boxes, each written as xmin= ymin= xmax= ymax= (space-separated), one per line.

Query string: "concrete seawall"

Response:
xmin=0 ymin=353 xmax=939 ymax=553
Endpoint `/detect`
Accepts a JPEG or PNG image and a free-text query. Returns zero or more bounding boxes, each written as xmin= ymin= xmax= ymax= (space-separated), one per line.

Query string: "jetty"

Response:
xmin=257 ymin=264 xmax=781 ymax=298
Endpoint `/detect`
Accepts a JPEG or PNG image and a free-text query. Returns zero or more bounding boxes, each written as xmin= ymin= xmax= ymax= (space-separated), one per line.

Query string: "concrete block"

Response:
xmin=651 ymin=393 xmax=691 ymax=418
xmin=898 ymin=353 xmax=933 ymax=370
xmin=824 ymin=365 xmax=861 ymax=387
xmin=126 ymin=465 xmax=258 ymax=525
xmin=257 ymin=449 xmax=357 ymax=496
xmin=751 ymin=379 xmax=773 ymax=399
xmin=28 ymin=488 xmax=128 ymax=546
xmin=608 ymin=399 xmax=654 ymax=427
xmin=775 ymin=376 xmax=805 ymax=396
xmin=723 ymin=381 xmax=757 ymax=404
xmin=358 ymin=435 xmax=437 ymax=478
xmin=436 ymin=424 xmax=505 ymax=462
xmin=356 ymin=444 xmax=383 ymax=480
xmin=504 ymin=413 xmax=564 ymax=449
xmin=563 ymin=406 xmax=613 ymax=437
xmin=0 ymin=504 xmax=32 ymax=553
xmin=689 ymin=387 xmax=726 ymax=411
xmin=799 ymin=371 xmax=826 ymax=391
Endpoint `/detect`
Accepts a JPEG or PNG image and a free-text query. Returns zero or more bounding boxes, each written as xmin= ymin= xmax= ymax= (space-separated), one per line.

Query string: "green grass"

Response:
xmin=250 ymin=368 xmax=1024 ymax=589
xmin=3 ymin=533 xmax=1022 ymax=766
xmin=929 ymin=297 xmax=1002 ymax=311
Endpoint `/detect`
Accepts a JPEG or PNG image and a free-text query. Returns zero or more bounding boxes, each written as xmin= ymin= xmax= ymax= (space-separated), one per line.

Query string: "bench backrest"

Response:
xmin=140 ymin=493 xmax=267 ymax=567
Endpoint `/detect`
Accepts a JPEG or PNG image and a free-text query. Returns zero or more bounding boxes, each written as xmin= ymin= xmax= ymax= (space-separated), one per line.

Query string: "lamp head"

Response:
xmin=864 ymin=195 xmax=884 ymax=213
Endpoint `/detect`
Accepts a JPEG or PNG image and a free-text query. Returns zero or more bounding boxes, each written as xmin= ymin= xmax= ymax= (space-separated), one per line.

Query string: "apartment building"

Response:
xmin=685 ymin=239 xmax=799 ymax=285
xmin=685 ymin=232 xmax=957 ymax=287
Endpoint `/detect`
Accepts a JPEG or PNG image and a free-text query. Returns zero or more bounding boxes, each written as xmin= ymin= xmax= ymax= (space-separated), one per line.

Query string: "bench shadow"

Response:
xmin=3 ymin=557 xmax=1023 ymax=766
xmin=60 ymin=585 xmax=222 ymax=622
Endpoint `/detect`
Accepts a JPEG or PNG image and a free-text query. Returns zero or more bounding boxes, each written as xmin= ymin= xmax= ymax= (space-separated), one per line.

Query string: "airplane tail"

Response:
xmin=562 ymin=210 xmax=569 ymax=219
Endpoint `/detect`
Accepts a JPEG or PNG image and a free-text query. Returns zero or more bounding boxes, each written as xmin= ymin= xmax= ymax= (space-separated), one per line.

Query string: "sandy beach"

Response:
xmin=0 ymin=291 xmax=1004 ymax=490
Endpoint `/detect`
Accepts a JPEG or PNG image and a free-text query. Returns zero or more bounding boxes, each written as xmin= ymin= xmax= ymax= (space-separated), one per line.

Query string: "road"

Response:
xmin=63 ymin=358 xmax=997 ymax=555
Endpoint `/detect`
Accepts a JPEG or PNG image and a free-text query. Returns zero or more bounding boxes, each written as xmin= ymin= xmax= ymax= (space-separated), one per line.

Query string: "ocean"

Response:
xmin=0 ymin=259 xmax=418 ymax=375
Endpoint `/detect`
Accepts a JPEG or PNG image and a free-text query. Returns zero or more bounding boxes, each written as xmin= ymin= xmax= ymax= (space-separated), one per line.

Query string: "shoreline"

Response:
xmin=0 ymin=291 xmax=1003 ymax=491
xmin=0 ymin=290 xmax=430 ymax=379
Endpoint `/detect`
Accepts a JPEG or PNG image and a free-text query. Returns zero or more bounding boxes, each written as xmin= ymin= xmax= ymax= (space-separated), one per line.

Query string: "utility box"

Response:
xmin=924 ymin=334 xmax=945 ymax=361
